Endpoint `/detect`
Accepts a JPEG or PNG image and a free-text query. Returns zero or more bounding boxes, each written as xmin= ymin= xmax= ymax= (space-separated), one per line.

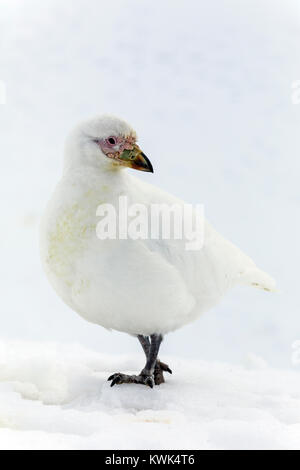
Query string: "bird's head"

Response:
xmin=64 ymin=114 xmax=153 ymax=174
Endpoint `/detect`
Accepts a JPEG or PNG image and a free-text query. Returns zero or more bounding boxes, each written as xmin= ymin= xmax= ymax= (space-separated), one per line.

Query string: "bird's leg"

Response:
xmin=137 ymin=334 xmax=150 ymax=357
xmin=140 ymin=334 xmax=163 ymax=378
xmin=108 ymin=334 xmax=171 ymax=388
xmin=137 ymin=335 xmax=172 ymax=386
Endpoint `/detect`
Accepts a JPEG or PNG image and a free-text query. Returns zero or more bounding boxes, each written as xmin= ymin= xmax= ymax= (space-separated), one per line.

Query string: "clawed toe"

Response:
xmin=143 ymin=375 xmax=154 ymax=388
xmin=154 ymin=360 xmax=172 ymax=385
xmin=157 ymin=360 xmax=172 ymax=374
xmin=107 ymin=372 xmax=154 ymax=388
xmin=108 ymin=373 xmax=124 ymax=387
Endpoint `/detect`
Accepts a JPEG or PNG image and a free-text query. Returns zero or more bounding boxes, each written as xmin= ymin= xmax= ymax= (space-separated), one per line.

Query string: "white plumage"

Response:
xmin=40 ymin=115 xmax=275 ymax=338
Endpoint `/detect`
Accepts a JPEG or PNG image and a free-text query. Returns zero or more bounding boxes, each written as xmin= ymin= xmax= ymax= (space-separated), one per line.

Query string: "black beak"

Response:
xmin=139 ymin=152 xmax=154 ymax=173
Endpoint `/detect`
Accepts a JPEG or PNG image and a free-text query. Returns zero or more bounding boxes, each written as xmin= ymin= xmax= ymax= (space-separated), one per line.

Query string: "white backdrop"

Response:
xmin=1 ymin=0 xmax=299 ymax=368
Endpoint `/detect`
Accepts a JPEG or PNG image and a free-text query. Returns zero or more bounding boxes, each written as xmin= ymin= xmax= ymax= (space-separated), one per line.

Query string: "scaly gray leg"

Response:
xmin=137 ymin=335 xmax=172 ymax=385
xmin=108 ymin=334 xmax=170 ymax=388
xmin=137 ymin=334 xmax=150 ymax=357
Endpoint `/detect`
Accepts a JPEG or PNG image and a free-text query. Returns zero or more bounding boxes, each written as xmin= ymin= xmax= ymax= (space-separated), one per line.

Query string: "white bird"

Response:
xmin=40 ymin=114 xmax=276 ymax=388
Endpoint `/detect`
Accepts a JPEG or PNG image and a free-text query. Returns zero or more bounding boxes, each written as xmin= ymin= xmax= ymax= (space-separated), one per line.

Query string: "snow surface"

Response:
xmin=1 ymin=0 xmax=300 ymax=450
xmin=1 ymin=340 xmax=300 ymax=450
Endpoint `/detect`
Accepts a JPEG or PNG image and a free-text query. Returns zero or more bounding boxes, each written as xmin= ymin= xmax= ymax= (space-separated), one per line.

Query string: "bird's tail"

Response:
xmin=238 ymin=267 xmax=277 ymax=292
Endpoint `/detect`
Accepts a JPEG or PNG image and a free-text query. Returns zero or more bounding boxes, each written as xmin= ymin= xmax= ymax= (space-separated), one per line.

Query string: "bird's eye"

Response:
xmin=108 ymin=137 xmax=116 ymax=145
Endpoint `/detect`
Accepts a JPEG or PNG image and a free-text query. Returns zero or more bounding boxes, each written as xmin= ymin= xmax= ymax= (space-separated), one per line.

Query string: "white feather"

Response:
xmin=40 ymin=115 xmax=276 ymax=336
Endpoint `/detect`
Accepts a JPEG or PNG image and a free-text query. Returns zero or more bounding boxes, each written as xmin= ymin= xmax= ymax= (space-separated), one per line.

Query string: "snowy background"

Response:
xmin=0 ymin=0 xmax=300 ymax=449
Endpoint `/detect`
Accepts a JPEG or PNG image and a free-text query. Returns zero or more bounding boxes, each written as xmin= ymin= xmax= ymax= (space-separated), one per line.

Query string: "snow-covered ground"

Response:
xmin=1 ymin=0 xmax=300 ymax=450
xmin=1 ymin=340 xmax=300 ymax=450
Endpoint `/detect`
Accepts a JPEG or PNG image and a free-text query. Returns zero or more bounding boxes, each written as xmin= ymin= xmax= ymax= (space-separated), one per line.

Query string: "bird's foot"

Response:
xmin=108 ymin=372 xmax=154 ymax=388
xmin=154 ymin=360 xmax=172 ymax=385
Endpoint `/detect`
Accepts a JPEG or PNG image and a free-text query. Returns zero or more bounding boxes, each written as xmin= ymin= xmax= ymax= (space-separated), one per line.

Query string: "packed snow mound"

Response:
xmin=0 ymin=340 xmax=300 ymax=450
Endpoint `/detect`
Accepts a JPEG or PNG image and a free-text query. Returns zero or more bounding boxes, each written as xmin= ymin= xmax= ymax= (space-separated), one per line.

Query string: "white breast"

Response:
xmin=40 ymin=168 xmax=275 ymax=336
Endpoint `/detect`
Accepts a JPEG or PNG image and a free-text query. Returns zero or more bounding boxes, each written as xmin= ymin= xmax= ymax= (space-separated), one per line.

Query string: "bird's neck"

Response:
xmin=62 ymin=165 xmax=132 ymax=200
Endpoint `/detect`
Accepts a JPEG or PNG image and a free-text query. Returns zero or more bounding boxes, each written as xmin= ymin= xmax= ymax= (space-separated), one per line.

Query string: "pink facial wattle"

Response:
xmin=98 ymin=135 xmax=136 ymax=159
